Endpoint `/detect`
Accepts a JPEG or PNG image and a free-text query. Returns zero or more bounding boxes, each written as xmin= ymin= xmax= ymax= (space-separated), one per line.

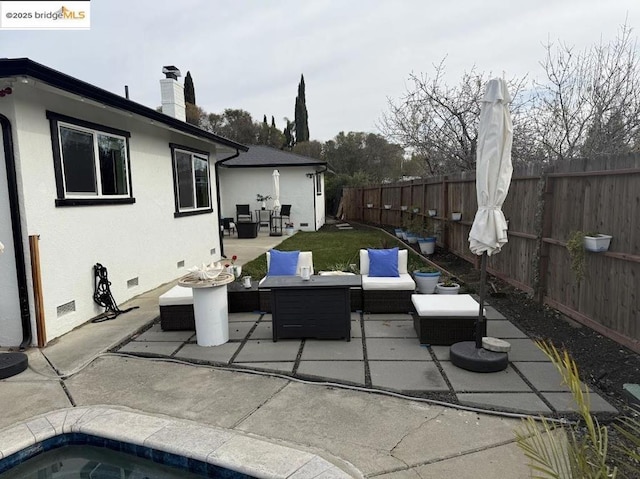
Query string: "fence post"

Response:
xmin=534 ymin=170 xmax=552 ymax=303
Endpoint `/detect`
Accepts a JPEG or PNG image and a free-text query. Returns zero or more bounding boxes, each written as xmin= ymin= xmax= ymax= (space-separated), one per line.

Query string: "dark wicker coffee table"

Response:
xmin=259 ymin=275 xmax=361 ymax=341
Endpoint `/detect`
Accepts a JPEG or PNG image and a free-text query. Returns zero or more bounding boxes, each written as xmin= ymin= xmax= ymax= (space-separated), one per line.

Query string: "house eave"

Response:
xmin=0 ymin=58 xmax=248 ymax=152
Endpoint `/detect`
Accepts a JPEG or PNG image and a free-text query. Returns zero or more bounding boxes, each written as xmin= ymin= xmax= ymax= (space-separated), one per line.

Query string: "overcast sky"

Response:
xmin=2 ymin=0 xmax=639 ymax=142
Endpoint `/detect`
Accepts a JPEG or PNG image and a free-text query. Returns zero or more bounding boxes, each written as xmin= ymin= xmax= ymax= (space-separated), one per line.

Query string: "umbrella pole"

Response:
xmin=477 ymin=252 xmax=487 ymax=348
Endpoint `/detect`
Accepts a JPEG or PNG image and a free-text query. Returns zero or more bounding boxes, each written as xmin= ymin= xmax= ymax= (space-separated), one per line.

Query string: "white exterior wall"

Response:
xmin=314 ymin=172 xmax=326 ymax=230
xmin=2 ymin=85 xmax=223 ymax=344
xmin=218 ymin=167 xmax=324 ymax=231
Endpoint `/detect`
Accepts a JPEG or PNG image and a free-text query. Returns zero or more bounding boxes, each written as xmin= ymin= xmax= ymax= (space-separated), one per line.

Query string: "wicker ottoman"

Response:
xmin=411 ymin=294 xmax=485 ymax=345
xmin=159 ymin=285 xmax=194 ymax=330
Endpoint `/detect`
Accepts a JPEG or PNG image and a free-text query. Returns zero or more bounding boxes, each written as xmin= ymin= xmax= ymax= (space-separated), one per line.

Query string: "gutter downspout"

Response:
xmin=215 ymin=150 xmax=241 ymax=258
xmin=1 ymin=114 xmax=33 ymax=350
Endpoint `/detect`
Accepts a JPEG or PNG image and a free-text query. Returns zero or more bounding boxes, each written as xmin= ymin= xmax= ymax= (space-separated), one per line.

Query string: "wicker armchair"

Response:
xmin=359 ymin=249 xmax=416 ymax=313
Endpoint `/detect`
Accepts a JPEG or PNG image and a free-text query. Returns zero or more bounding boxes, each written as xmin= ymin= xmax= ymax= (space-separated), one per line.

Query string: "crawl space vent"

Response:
xmin=56 ymin=300 xmax=76 ymax=317
xmin=127 ymin=277 xmax=139 ymax=288
xmin=177 ymin=260 xmax=185 ymax=268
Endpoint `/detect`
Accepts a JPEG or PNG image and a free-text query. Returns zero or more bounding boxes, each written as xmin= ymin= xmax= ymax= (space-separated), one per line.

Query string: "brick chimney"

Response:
xmin=160 ymin=65 xmax=186 ymax=122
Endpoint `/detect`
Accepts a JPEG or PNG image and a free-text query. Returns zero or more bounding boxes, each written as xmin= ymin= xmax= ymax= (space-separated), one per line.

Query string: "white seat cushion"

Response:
xmin=362 ymin=273 xmax=415 ymax=291
xmin=159 ymin=285 xmax=193 ymax=306
xmin=411 ymin=294 xmax=484 ymax=317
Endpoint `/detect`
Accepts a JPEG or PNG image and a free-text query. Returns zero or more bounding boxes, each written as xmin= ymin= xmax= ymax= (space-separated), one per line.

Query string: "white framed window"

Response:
xmin=47 ymin=111 xmax=134 ymax=206
xmin=171 ymin=144 xmax=212 ymax=216
xmin=315 ymin=172 xmax=322 ymax=195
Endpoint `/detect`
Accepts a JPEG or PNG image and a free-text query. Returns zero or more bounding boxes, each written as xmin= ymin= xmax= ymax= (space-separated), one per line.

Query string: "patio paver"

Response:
xmin=233 ymin=362 xmax=295 ymax=374
xmin=369 ymin=361 xmax=449 ymax=391
xmin=175 ymin=342 xmax=240 ymax=363
xmin=134 ymin=324 xmax=194 ymax=342
xmin=486 ymin=320 xmax=527 ymax=338
xmin=301 ymin=338 xmax=364 ymax=360
xmin=542 ymin=392 xmax=619 ymax=414
xmin=233 ymin=340 xmax=301 ymax=362
xmin=440 ymin=362 xmax=532 ymax=392
xmin=365 ymin=320 xmax=417 ymax=338
xmin=457 ymin=392 xmax=553 ymax=414
xmin=366 ymin=338 xmax=432 ymax=361
xmin=296 ymin=360 xmax=365 ymax=384
xmin=118 ymin=341 xmax=183 ymax=356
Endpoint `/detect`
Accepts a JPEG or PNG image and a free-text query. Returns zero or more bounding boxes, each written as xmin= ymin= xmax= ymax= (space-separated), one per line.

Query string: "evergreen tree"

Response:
xmin=271 ymin=116 xmax=276 ymax=129
xmin=294 ymin=74 xmax=309 ymax=142
xmin=263 ymin=114 xmax=268 ymax=124
xmin=283 ymin=118 xmax=295 ymax=149
xmin=184 ymin=71 xmax=196 ymax=105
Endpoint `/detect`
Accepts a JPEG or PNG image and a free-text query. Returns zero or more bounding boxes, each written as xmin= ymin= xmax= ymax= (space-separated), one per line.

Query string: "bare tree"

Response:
xmin=532 ymin=22 xmax=640 ymax=161
xmin=379 ymin=59 xmax=528 ymax=174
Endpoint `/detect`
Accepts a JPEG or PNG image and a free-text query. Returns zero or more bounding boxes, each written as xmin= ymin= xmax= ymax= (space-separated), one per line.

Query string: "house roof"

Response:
xmin=221 ymin=145 xmax=326 ymax=168
xmin=0 ymin=58 xmax=248 ymax=152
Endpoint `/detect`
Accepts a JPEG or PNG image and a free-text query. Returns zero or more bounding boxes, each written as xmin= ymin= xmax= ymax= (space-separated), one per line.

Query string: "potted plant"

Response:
xmin=284 ymin=222 xmax=295 ymax=236
xmin=394 ymin=228 xmax=403 ymax=238
xmin=413 ymin=266 xmax=441 ymax=294
xmin=384 ymin=204 xmax=392 ymax=209
xmin=584 ymin=233 xmax=612 ymax=252
xmin=366 ymin=203 xmax=373 ymax=208
xmin=401 ymin=205 xmax=408 ymax=211
xmin=411 ymin=205 xmax=420 ymax=213
xmin=428 ymin=209 xmax=437 ymax=217
xmin=451 ymin=212 xmax=462 ymax=221
xmin=256 ymin=194 xmax=272 ymax=210
xmin=436 ymin=277 xmax=460 ymax=294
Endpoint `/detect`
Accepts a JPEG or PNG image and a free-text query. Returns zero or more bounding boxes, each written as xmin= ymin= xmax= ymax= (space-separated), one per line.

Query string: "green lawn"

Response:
xmin=240 ymin=227 xmax=432 ymax=279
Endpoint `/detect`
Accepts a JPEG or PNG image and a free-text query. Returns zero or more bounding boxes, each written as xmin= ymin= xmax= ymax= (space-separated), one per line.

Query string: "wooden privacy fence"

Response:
xmin=342 ymin=155 xmax=640 ymax=353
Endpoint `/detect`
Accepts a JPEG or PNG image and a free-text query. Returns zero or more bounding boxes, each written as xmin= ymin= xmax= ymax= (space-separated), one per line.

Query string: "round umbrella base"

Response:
xmin=450 ymin=341 xmax=508 ymax=373
xmin=0 ymin=352 xmax=28 ymax=379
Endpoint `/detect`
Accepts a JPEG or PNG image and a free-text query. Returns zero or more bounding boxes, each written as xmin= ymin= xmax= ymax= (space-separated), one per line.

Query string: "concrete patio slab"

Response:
xmin=5 ymin=349 xmax=57 ymax=382
xmin=175 ymin=342 xmax=240 ymax=364
xmin=369 ymin=361 xmax=448 ymax=391
xmin=296 ymin=360 xmax=365 ymax=384
xmin=248 ymin=320 xmax=272 ymax=340
xmin=0 ymin=380 xmax=71 ymax=430
xmin=227 ymin=322 xmax=255 ymax=341
xmin=365 ymin=320 xmax=417 ymax=338
xmin=233 ymin=340 xmax=301 ymax=362
xmin=366 ymin=338 xmax=432 ymax=361
xmin=542 ymin=392 xmax=619 ymax=414
xmin=392 ymin=407 xmax=528 ymax=467
xmin=233 ymin=362 xmax=295 ymax=374
xmin=413 ymin=441 xmax=532 ymax=478
xmin=440 ymin=362 xmax=533 ymax=392
xmin=483 ymin=305 xmax=506 ymax=320
xmin=504 ymin=339 xmax=551 ymax=361
xmin=429 ymin=345 xmax=451 ymax=361
xmin=118 ymin=341 xmax=183 ymax=356
xmin=64 ymin=357 xmax=290 ymax=430
xmin=351 ymin=320 xmax=362 ymax=338
xmin=457 ymin=393 xmax=553 ymax=414
xmin=513 ymin=361 xmax=573 ymax=392
xmin=486 ymin=320 xmax=528 ymax=338
xmin=301 ymin=338 xmax=364 ymax=360
xmin=235 ymin=381 xmax=440 ymax=476
xmin=133 ymin=324 xmax=194 ymax=342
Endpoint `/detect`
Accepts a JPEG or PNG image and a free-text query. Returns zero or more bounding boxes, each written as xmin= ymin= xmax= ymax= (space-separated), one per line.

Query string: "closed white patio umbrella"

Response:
xmin=451 ymin=78 xmax=513 ymax=372
xmin=272 ymin=169 xmax=281 ymax=212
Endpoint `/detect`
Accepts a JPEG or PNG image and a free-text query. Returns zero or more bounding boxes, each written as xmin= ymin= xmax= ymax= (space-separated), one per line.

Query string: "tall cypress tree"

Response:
xmin=294 ymin=74 xmax=309 ymax=142
xmin=184 ymin=71 xmax=196 ymax=105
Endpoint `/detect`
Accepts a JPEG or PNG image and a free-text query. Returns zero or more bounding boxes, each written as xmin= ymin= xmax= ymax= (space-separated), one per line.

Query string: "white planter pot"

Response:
xmin=418 ymin=237 xmax=436 ymax=255
xmin=584 ymin=234 xmax=612 ymax=252
xmin=401 ymin=206 xmax=408 ymax=211
xmin=285 ymin=227 xmax=295 ymax=236
xmin=428 ymin=209 xmax=437 ymax=217
xmin=436 ymin=282 xmax=460 ymax=294
xmin=394 ymin=229 xmax=403 ymax=238
xmin=414 ymin=271 xmax=441 ymax=294
xmin=451 ymin=212 xmax=462 ymax=221
xmin=400 ymin=231 xmax=408 ymax=240
xmin=406 ymin=234 xmax=418 ymax=244
xmin=366 ymin=203 xmax=373 ymax=208
xmin=384 ymin=204 xmax=392 ymax=209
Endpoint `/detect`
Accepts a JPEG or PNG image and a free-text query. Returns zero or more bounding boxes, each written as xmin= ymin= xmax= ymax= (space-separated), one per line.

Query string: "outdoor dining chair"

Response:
xmin=236 ymin=204 xmax=252 ymax=223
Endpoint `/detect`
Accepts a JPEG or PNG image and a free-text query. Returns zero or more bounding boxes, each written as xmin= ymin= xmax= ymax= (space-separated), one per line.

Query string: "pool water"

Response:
xmin=0 ymin=445 xmax=207 ymax=478
xmin=0 ymin=433 xmax=254 ymax=479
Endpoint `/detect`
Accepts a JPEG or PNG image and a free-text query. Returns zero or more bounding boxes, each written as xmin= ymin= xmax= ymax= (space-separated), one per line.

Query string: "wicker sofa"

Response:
xmin=359 ymin=248 xmax=416 ymax=313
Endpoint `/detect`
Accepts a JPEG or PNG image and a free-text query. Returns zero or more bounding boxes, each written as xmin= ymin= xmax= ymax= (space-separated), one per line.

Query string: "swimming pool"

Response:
xmin=0 ymin=433 xmax=253 ymax=478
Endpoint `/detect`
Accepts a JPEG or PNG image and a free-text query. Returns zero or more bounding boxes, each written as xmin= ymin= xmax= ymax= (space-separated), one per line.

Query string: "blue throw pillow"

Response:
xmin=268 ymin=249 xmax=300 ymax=276
xmin=368 ymin=247 xmax=399 ymax=277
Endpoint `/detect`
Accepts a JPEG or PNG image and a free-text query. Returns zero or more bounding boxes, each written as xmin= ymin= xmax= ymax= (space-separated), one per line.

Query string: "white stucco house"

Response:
xmin=218 ymin=145 xmax=326 ymax=233
xmin=0 ymin=58 xmax=247 ymax=348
